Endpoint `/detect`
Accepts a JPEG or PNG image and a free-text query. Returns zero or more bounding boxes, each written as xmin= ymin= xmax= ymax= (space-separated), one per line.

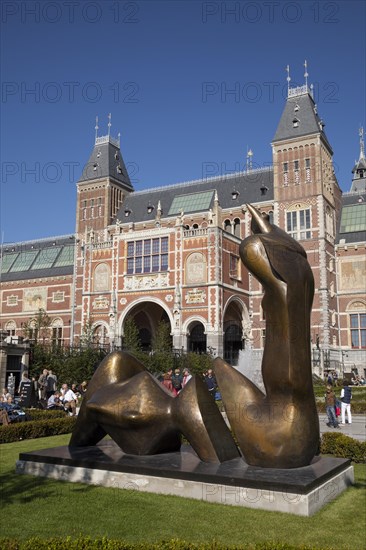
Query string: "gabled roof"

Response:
xmin=78 ymin=136 xmax=133 ymax=192
xmin=1 ymin=235 xmax=75 ymax=282
xmin=116 ymin=168 xmax=273 ymax=224
xmin=273 ymin=91 xmax=332 ymax=152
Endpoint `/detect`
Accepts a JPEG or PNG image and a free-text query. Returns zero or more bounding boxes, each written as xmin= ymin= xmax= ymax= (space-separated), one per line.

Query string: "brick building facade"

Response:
xmin=1 ymin=81 xmax=365 ymax=387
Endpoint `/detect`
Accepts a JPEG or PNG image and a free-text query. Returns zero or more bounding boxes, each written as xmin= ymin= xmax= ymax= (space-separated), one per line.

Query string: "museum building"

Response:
xmin=1 ymin=79 xmax=365 ymax=387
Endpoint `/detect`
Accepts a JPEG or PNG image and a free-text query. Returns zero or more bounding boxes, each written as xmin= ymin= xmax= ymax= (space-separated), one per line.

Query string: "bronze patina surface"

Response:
xmin=69 ymin=351 xmax=239 ymax=463
xmin=214 ymin=204 xmax=319 ymax=468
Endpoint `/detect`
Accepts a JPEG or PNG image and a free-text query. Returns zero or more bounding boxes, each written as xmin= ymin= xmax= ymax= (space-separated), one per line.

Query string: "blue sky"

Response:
xmin=1 ymin=0 xmax=365 ymax=243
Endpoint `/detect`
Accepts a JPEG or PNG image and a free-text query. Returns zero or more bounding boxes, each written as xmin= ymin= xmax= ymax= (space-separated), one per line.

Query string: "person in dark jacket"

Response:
xmin=325 ymin=385 xmax=339 ymax=428
xmin=204 ymin=369 xmax=217 ymax=397
xmin=340 ymin=380 xmax=352 ymax=424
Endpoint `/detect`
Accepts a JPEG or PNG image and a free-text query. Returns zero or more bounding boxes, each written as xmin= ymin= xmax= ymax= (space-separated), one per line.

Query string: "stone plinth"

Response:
xmin=16 ymin=441 xmax=354 ymax=516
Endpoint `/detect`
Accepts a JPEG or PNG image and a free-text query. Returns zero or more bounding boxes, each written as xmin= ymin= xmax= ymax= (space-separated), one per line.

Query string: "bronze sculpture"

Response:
xmin=69 ymin=351 xmax=240 ymax=463
xmin=70 ymin=204 xmax=319 ymax=469
xmin=214 ymin=204 xmax=319 ymax=468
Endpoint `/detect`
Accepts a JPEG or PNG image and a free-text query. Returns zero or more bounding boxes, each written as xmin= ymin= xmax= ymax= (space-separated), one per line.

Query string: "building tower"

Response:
xmin=72 ymin=116 xmax=133 ymax=343
xmin=271 ymin=63 xmax=342 ymax=350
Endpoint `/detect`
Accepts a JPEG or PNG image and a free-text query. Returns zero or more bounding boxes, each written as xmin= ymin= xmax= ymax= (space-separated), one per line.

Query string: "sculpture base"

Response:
xmin=16 ymin=441 xmax=353 ymax=516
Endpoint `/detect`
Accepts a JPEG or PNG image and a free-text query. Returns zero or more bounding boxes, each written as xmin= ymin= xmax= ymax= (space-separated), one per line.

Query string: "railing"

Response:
xmin=91 ymin=241 xmax=113 ymax=250
xmin=95 ymin=135 xmax=120 ymax=148
xmin=183 ymin=228 xmax=208 ymax=238
xmin=288 ymin=84 xmax=312 ymax=98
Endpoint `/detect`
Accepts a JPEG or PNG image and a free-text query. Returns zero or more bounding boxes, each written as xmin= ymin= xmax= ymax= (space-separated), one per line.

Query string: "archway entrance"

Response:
xmin=188 ymin=322 xmax=207 ymax=353
xmin=223 ymin=300 xmax=245 ymax=365
xmin=122 ymin=302 xmax=172 ymax=353
xmin=224 ymin=323 xmax=243 ymax=365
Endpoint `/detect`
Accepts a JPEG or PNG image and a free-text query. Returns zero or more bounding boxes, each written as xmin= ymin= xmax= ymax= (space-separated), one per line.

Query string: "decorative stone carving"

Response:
xmin=124 ymin=273 xmax=169 ymax=291
xmin=185 ymin=288 xmax=206 ymax=304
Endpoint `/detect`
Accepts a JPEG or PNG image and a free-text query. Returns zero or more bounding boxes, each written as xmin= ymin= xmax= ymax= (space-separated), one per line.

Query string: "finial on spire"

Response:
xmin=246 ymin=147 xmax=253 ymax=171
xmin=108 ymin=113 xmax=112 ymax=136
xmin=95 ymin=116 xmax=99 ymax=141
xmin=304 ymin=60 xmax=308 ymax=88
xmin=286 ymin=65 xmax=291 ymax=95
xmin=359 ymin=127 xmax=365 ymax=160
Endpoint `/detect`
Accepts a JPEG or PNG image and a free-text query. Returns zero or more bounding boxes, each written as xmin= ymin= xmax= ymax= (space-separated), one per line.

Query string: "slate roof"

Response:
xmin=336 ymin=193 xmax=366 ymax=244
xmin=78 ymin=136 xmax=133 ymax=192
xmin=1 ymin=235 xmax=75 ymax=282
xmin=116 ymin=168 xmax=274 ymax=224
xmin=273 ymin=92 xmax=332 ymax=152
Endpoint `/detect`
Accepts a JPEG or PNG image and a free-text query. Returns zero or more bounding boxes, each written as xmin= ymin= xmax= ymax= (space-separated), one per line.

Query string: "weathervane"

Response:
xmin=108 ymin=113 xmax=112 ymax=136
xmin=304 ymin=60 xmax=309 ymax=88
xmin=286 ymin=65 xmax=291 ymax=95
xmin=360 ymin=127 xmax=365 ymax=160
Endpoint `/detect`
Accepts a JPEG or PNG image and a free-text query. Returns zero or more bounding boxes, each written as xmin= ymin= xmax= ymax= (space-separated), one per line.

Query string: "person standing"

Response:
xmin=182 ymin=368 xmax=192 ymax=388
xmin=38 ymin=369 xmax=48 ymax=400
xmin=325 ymin=385 xmax=339 ymax=428
xmin=340 ymin=380 xmax=352 ymax=425
xmin=204 ymin=369 xmax=217 ymax=398
xmin=46 ymin=370 xmax=58 ymax=399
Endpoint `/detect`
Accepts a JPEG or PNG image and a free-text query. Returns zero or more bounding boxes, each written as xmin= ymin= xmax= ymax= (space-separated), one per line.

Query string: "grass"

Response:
xmin=1 ymin=435 xmax=366 ymax=549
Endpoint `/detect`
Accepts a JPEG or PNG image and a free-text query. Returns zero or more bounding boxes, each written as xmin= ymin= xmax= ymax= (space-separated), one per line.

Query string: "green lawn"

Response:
xmin=1 ymin=435 xmax=365 ymax=549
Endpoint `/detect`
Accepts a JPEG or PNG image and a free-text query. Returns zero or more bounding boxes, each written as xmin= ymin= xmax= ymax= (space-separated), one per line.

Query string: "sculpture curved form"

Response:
xmin=214 ymin=204 xmax=319 ymax=468
xmin=69 ymin=351 xmax=239 ymax=464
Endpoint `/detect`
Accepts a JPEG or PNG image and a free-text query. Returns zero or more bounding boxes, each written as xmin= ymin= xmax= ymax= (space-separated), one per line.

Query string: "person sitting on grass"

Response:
xmin=60 ymin=384 xmax=77 ymax=416
xmin=47 ymin=390 xmax=65 ymax=411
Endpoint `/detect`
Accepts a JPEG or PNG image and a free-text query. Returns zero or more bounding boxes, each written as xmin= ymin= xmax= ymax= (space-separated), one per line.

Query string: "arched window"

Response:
xmin=5 ymin=321 xmax=16 ymax=336
xmin=224 ymin=219 xmax=231 ymax=233
xmin=233 ymin=218 xmax=241 ymax=238
xmin=52 ymin=318 xmax=63 ymax=347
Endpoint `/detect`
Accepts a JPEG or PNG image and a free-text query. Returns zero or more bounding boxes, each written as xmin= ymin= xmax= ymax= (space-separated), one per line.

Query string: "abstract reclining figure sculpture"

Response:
xmin=69 ymin=351 xmax=240 ymax=463
xmin=70 ymin=204 xmax=319 ymax=469
xmin=214 ymin=204 xmax=319 ymax=468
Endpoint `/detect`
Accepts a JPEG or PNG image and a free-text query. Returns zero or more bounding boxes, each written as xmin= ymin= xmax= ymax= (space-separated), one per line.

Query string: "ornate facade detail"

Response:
xmin=124 ymin=273 xmax=169 ymax=291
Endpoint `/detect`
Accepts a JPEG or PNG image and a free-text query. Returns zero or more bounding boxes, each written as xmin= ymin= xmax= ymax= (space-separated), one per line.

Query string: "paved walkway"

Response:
xmin=318 ymin=413 xmax=366 ymax=441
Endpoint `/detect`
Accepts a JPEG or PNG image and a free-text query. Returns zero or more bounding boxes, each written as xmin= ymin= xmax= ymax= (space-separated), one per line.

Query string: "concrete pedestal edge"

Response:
xmin=15 ymin=459 xmax=354 ymax=516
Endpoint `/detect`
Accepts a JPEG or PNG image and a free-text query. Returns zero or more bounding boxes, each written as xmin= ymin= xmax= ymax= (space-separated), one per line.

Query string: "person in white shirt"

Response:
xmin=60 ymin=384 xmax=77 ymax=416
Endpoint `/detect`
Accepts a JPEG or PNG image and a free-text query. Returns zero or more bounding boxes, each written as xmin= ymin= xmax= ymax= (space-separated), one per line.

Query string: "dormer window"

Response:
xmin=93 ymin=163 xmax=98 ymax=171
xmin=96 ymin=151 xmax=101 ymax=158
xmin=114 ymin=152 xmax=119 ymax=160
xmin=293 ymin=118 xmax=299 ymax=128
xmin=117 ymin=165 xmax=122 ymax=174
xmin=294 ymin=104 xmax=299 ymax=112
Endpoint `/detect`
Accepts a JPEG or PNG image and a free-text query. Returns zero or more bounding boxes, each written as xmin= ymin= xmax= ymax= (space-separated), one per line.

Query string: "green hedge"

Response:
xmin=0 ymin=417 xmax=76 ymax=444
xmin=24 ymin=409 xmax=67 ymax=421
xmin=0 ymin=537 xmax=340 ymax=550
xmin=321 ymin=432 xmax=366 ymax=463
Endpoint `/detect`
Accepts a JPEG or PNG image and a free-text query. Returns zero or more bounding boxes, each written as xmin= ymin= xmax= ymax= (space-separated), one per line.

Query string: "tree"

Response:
xmin=22 ymin=308 xmax=51 ymax=343
xmin=123 ymin=317 xmax=142 ymax=353
xmin=152 ymin=320 xmax=172 ymax=352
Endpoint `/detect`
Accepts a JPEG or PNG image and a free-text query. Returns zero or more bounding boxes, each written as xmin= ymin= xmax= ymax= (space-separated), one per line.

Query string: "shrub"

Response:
xmin=24 ymin=409 xmax=67 ymax=421
xmin=321 ymin=432 xmax=366 ymax=463
xmin=0 ymin=417 xmax=76 ymax=444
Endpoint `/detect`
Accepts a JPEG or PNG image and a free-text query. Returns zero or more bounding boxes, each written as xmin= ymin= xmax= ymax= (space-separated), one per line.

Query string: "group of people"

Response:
xmin=160 ymin=367 xmax=218 ymax=398
xmin=325 ymin=380 xmax=353 ymax=428
xmin=0 ymin=369 xmax=89 ymax=426
xmin=38 ymin=370 xmax=88 ymax=416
